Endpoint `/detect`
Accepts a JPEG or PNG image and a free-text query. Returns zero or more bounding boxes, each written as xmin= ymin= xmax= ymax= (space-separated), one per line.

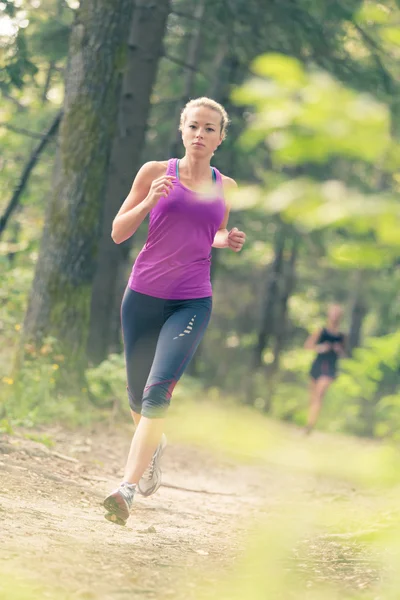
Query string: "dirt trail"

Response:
xmin=0 ymin=424 xmax=382 ymax=599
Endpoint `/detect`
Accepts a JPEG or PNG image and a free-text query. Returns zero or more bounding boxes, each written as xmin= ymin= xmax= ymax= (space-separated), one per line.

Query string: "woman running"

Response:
xmin=304 ymin=304 xmax=346 ymax=434
xmin=103 ymin=97 xmax=246 ymax=525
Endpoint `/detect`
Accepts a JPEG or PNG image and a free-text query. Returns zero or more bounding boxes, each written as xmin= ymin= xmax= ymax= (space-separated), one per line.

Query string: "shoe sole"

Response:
xmin=104 ymin=512 xmax=127 ymax=526
xmin=103 ymin=492 xmax=130 ymax=523
xmin=138 ymin=437 xmax=167 ymax=498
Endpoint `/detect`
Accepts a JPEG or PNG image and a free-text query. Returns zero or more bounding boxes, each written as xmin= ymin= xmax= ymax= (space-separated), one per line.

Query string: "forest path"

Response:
xmin=0 ymin=421 xmax=385 ymax=599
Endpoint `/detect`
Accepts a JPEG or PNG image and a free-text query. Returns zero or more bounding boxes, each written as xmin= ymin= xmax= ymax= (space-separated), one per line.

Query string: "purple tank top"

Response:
xmin=128 ymin=158 xmax=226 ymax=299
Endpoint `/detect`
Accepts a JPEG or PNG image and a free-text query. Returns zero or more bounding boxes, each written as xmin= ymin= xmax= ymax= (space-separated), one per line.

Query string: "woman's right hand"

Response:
xmin=316 ymin=342 xmax=332 ymax=353
xmin=144 ymin=175 xmax=175 ymax=209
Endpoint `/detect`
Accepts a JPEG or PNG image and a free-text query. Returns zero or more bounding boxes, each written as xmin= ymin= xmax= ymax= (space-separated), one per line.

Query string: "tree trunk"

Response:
xmin=271 ymin=236 xmax=298 ymax=373
xmin=207 ymin=38 xmax=229 ymax=100
xmin=253 ymin=229 xmax=285 ymax=369
xmin=348 ymin=271 xmax=367 ymax=355
xmin=87 ymin=0 xmax=171 ymax=365
xmin=168 ymin=0 xmax=206 ymax=158
xmin=41 ymin=61 xmax=56 ymax=104
xmin=348 ymin=298 xmax=367 ymax=355
xmin=261 ymin=236 xmax=299 ymax=413
xmin=41 ymin=0 xmax=64 ymax=104
xmin=21 ymin=0 xmax=135 ymax=387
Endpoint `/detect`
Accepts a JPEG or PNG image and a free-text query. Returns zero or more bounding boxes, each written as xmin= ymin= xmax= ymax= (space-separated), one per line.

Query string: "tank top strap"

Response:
xmin=211 ymin=166 xmax=224 ymax=197
xmin=166 ymin=158 xmax=177 ymax=177
xmin=211 ymin=165 xmax=222 ymax=184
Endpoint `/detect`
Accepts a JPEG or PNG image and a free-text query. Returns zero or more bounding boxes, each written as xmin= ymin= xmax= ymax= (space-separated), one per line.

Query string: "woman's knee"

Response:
xmin=140 ymin=379 xmax=177 ymax=419
xmin=127 ymin=387 xmax=142 ymax=414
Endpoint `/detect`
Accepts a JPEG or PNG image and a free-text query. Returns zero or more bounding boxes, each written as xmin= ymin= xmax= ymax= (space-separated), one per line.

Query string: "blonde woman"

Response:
xmin=103 ymin=98 xmax=246 ymax=524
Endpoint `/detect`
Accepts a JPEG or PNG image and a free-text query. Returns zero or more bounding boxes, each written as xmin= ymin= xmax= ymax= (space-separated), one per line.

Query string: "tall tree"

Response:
xmin=21 ymin=0 xmax=135 ymax=386
xmin=271 ymin=236 xmax=299 ymax=373
xmin=253 ymin=227 xmax=285 ymax=370
xmin=348 ymin=270 xmax=367 ymax=355
xmin=87 ymin=0 xmax=171 ymax=365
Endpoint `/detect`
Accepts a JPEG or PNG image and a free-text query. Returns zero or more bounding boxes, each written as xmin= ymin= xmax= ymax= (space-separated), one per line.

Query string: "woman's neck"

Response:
xmin=179 ymin=155 xmax=212 ymax=182
xmin=327 ymin=320 xmax=340 ymax=332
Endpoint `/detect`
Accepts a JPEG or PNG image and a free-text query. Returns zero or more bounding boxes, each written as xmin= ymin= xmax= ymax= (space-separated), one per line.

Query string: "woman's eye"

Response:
xmin=207 ymin=128 xmax=215 ymax=132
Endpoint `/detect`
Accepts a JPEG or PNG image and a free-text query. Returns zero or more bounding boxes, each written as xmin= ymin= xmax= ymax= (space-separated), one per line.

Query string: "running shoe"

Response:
xmin=137 ymin=434 xmax=167 ymax=497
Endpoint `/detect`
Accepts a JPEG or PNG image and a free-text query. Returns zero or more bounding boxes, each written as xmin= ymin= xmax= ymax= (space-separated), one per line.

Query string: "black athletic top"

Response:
xmin=310 ymin=327 xmax=345 ymax=379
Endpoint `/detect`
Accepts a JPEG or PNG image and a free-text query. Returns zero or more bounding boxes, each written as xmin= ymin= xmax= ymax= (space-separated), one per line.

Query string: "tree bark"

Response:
xmin=271 ymin=236 xmax=298 ymax=373
xmin=207 ymin=38 xmax=229 ymax=100
xmin=41 ymin=61 xmax=56 ymax=104
xmin=21 ymin=0 xmax=135 ymax=387
xmin=87 ymin=0 xmax=171 ymax=365
xmin=348 ymin=271 xmax=367 ymax=355
xmin=253 ymin=229 xmax=285 ymax=369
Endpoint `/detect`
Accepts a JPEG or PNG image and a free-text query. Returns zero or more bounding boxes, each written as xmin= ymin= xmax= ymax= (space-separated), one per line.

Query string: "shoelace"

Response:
xmin=142 ymin=452 xmax=157 ymax=481
xmin=120 ymin=483 xmax=135 ymax=504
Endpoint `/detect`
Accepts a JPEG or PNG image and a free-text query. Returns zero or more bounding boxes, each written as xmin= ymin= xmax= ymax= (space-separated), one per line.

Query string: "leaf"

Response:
xmin=329 ymin=242 xmax=394 ymax=268
xmin=356 ymin=3 xmax=391 ymax=25
xmin=228 ymin=185 xmax=262 ymax=211
xmin=376 ymin=212 xmax=400 ymax=246
xmin=251 ymin=54 xmax=307 ymax=88
xmin=380 ymin=26 xmax=400 ymax=46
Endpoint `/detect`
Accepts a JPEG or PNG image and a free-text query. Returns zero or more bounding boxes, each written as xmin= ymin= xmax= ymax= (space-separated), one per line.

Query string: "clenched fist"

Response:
xmin=227 ymin=227 xmax=246 ymax=252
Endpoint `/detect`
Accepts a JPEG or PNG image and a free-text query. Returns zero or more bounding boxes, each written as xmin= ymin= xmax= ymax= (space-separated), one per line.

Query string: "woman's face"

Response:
xmin=181 ymin=106 xmax=223 ymax=158
xmin=328 ymin=304 xmax=343 ymax=324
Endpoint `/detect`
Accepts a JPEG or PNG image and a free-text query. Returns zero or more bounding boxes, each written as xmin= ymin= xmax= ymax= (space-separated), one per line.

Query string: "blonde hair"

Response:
xmin=179 ymin=97 xmax=230 ymax=140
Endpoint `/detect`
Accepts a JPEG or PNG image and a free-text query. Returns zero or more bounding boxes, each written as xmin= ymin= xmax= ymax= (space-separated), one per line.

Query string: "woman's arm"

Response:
xmin=333 ymin=334 xmax=347 ymax=358
xmin=212 ymin=177 xmax=246 ymax=251
xmin=304 ymin=329 xmax=331 ymax=353
xmin=111 ymin=161 xmax=172 ymax=244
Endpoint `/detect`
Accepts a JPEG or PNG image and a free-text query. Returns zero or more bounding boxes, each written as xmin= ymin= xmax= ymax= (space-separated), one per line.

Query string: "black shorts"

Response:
xmin=310 ymin=359 xmax=337 ymax=381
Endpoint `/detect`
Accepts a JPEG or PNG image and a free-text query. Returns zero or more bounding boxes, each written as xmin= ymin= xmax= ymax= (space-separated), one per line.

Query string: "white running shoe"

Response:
xmin=137 ymin=434 xmax=167 ymax=497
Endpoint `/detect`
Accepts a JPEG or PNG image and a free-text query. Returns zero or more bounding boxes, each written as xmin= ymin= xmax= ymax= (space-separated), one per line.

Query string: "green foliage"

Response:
xmin=86 ymin=353 xmax=126 ymax=406
xmin=23 ymin=431 xmax=54 ymax=448
xmin=234 ymin=54 xmax=392 ymax=165
xmin=0 ymin=27 xmax=38 ymax=91
xmin=1 ymin=335 xmax=93 ymax=427
xmin=1 ymin=0 xmax=400 ymax=447
xmin=232 ymin=51 xmax=400 ymax=282
xmin=332 ymin=332 xmax=400 ymax=438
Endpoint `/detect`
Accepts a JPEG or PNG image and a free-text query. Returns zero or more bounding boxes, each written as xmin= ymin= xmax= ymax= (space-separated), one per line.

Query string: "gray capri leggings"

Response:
xmin=121 ymin=288 xmax=212 ymax=418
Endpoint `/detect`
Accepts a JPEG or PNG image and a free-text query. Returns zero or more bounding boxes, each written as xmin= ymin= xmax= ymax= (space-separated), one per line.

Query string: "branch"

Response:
xmin=162 ymin=482 xmax=237 ymax=496
xmin=171 ymin=9 xmax=202 ymax=21
xmin=152 ymin=97 xmax=182 ymax=105
xmin=0 ymin=87 xmax=27 ymax=112
xmin=163 ymin=52 xmax=201 ymax=73
xmin=353 ymin=23 xmax=394 ymax=95
xmin=0 ymin=111 xmax=63 ymax=238
xmin=0 ymin=122 xmax=44 ymax=140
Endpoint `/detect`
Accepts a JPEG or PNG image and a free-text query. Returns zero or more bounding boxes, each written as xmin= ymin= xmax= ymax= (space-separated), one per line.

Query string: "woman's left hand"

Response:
xmin=227 ymin=227 xmax=246 ymax=252
xmin=333 ymin=342 xmax=345 ymax=355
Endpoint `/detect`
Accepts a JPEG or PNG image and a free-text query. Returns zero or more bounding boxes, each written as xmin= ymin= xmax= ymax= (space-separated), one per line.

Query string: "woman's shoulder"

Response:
xmin=219 ymin=173 xmax=238 ymax=189
xmin=139 ymin=160 xmax=170 ymax=178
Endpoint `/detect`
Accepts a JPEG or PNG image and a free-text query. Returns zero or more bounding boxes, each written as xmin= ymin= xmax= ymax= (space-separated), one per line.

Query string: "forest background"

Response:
xmin=1 ymin=0 xmax=400 ymax=441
